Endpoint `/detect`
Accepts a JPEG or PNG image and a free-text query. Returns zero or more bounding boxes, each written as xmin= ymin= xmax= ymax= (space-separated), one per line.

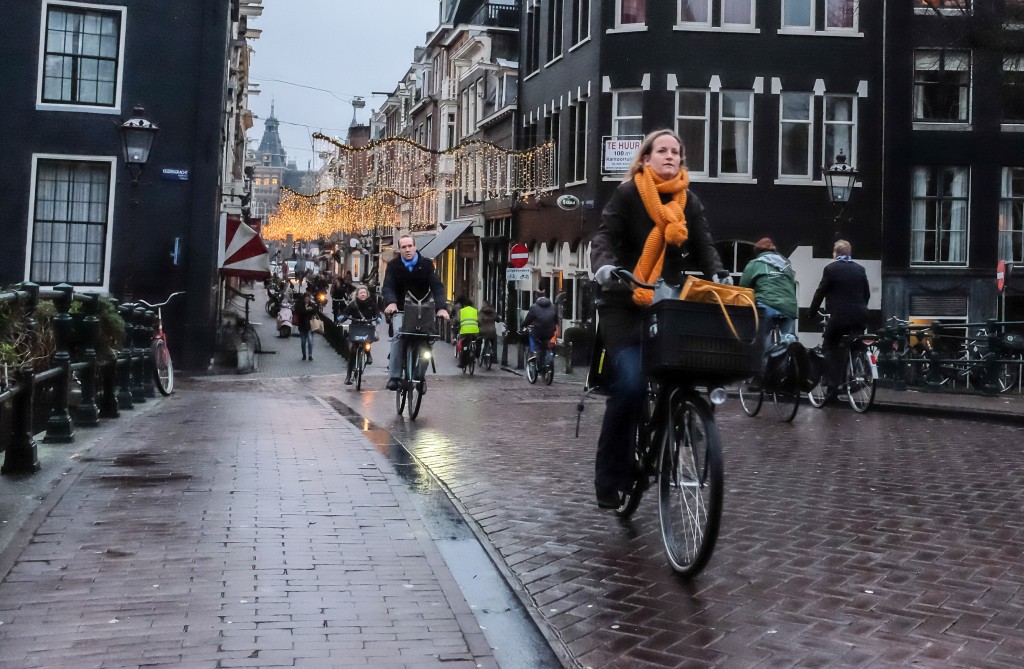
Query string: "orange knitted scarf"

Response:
xmin=631 ymin=167 xmax=689 ymax=306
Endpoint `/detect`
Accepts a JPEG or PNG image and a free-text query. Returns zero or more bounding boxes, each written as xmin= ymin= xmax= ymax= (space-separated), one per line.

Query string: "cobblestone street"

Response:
xmin=2 ymin=287 xmax=1024 ymax=667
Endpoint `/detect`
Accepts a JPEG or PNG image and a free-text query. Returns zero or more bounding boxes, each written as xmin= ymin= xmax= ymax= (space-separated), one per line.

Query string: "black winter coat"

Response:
xmin=381 ymin=254 xmax=447 ymax=311
xmin=590 ymin=178 xmax=725 ymax=351
xmin=808 ymin=259 xmax=870 ymax=328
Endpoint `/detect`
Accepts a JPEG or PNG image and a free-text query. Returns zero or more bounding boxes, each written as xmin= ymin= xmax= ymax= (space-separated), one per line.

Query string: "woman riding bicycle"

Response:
xmin=338 ymin=285 xmax=379 ymax=385
xmin=590 ymin=128 xmax=730 ymax=510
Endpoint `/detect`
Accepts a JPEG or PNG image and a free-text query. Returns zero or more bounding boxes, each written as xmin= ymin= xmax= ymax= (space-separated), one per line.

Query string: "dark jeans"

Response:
xmin=595 ymin=344 xmax=645 ymax=493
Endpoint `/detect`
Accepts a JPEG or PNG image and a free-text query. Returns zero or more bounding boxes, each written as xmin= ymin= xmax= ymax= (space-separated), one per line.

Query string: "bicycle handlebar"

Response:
xmin=136 ymin=291 xmax=185 ymax=309
xmin=611 ymin=267 xmax=656 ymax=290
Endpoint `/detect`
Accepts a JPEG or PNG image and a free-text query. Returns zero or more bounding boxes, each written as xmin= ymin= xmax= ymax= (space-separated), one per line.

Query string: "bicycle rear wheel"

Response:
xmin=658 ymin=393 xmax=723 ymax=578
xmin=152 ymin=338 xmax=174 ymax=395
xmin=482 ymin=342 xmax=493 ymax=370
xmin=738 ymin=378 xmax=763 ymax=416
xmin=771 ymin=390 xmax=800 ymax=422
xmin=616 ymin=386 xmax=656 ymax=519
xmin=846 ymin=350 xmax=876 ymax=413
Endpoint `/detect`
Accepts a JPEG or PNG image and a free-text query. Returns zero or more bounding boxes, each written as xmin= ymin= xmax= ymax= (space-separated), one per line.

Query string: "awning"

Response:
xmin=220 ymin=214 xmax=271 ymax=280
xmin=418 ymin=221 xmax=473 ymax=260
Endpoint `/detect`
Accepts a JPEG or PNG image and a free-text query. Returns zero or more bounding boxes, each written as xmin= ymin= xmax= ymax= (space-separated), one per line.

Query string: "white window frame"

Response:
xmin=569 ymin=98 xmax=589 ymax=183
xmin=571 ymin=0 xmax=591 ymax=45
xmin=782 ymin=0 xmax=813 ymax=30
xmin=24 ymin=153 xmax=117 ymax=290
xmin=722 ymin=0 xmax=756 ymax=29
xmin=36 ymin=1 xmax=127 ymax=114
xmin=614 ymin=0 xmax=646 ymax=29
xmin=914 ymin=0 xmax=969 ymax=15
xmin=823 ymin=93 xmax=858 ymax=175
xmin=779 ymin=91 xmax=814 ymax=179
xmin=913 ymin=48 xmax=972 ymax=124
xmin=910 ymin=166 xmax=970 ymax=266
xmin=718 ymin=90 xmax=754 ymax=178
xmin=999 ymin=167 xmax=1024 ymax=262
xmin=675 ymin=88 xmax=710 ymax=176
xmin=547 ymin=0 xmax=564 ymax=64
xmin=612 ymin=89 xmax=644 ymax=137
xmin=824 ymin=0 xmax=857 ymax=31
xmin=678 ymin=0 xmax=712 ymax=28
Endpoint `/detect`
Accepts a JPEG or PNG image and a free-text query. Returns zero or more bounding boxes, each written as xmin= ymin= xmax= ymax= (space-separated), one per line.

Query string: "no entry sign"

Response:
xmin=509 ymin=243 xmax=529 ymax=268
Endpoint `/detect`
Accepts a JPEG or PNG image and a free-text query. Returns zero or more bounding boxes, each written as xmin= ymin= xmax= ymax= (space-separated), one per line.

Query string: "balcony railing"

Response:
xmin=469 ymin=3 xmax=520 ymax=29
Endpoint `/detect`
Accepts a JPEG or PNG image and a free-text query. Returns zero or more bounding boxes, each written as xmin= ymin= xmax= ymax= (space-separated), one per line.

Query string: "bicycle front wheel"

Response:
xmin=355 ymin=349 xmax=365 ymax=391
xmin=846 ymin=350 xmax=876 ymax=413
xmin=407 ymin=344 xmax=424 ymax=419
xmin=526 ymin=358 xmax=538 ymax=384
xmin=771 ymin=390 xmax=800 ymax=422
xmin=738 ymin=378 xmax=763 ymax=416
xmin=808 ymin=381 xmax=830 ymax=408
xmin=658 ymin=393 xmax=723 ymax=578
xmin=543 ymin=359 xmax=554 ymax=385
xmin=152 ymin=338 xmax=174 ymax=395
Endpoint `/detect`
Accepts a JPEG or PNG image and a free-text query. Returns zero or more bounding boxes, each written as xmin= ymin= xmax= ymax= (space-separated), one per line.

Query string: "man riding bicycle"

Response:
xmin=454 ymin=296 xmax=480 ymax=369
xmin=521 ymin=294 xmax=558 ymax=367
xmin=808 ymin=239 xmax=870 ymax=391
xmin=382 ymin=234 xmax=450 ymax=390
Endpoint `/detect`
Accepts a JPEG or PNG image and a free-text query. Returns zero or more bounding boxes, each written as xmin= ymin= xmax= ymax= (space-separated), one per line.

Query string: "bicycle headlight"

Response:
xmin=422 ymin=350 xmax=432 ymax=360
xmin=709 ymin=386 xmax=729 ymax=406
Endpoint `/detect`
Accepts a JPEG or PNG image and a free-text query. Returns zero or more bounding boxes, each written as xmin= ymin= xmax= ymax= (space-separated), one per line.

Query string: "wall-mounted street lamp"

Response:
xmin=118 ymin=106 xmax=159 ymax=299
xmin=120 ymin=106 xmax=159 ymax=184
xmin=822 ymin=149 xmax=857 ymax=239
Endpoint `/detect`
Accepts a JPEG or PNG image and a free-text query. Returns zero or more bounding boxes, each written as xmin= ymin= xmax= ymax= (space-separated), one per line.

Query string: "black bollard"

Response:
xmin=44 ymin=284 xmax=75 ymax=443
xmin=76 ymin=294 xmax=101 ymax=426
xmin=3 ymin=365 xmax=41 ymax=474
xmin=116 ymin=303 xmax=135 ymax=410
xmin=129 ymin=306 xmax=147 ymax=403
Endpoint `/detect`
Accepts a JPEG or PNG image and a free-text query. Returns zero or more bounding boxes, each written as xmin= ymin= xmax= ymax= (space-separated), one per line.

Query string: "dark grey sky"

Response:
xmin=248 ymin=1 xmax=440 ymax=169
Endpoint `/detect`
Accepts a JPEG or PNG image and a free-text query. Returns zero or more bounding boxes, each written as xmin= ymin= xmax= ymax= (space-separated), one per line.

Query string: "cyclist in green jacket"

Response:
xmin=455 ymin=297 xmax=480 ymax=368
xmin=739 ymin=237 xmax=798 ymax=340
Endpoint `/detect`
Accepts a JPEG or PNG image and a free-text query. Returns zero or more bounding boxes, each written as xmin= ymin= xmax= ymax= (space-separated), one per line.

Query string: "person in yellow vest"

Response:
xmin=455 ymin=297 xmax=480 ymax=368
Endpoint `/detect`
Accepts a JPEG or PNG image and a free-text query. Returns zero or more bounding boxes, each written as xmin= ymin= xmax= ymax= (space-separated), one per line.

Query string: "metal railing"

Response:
xmin=0 ymin=282 xmax=160 ymax=475
xmin=468 ymin=3 xmax=520 ymax=28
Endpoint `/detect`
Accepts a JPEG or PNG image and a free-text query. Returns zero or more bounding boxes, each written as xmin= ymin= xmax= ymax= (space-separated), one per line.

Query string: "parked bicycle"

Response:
xmin=595 ymin=268 xmax=760 ymax=577
xmin=738 ymin=314 xmax=800 ymax=422
xmin=522 ymin=328 xmax=555 ymax=385
xmin=219 ymin=287 xmax=263 ymax=374
xmin=388 ymin=293 xmax=439 ymax=420
xmin=808 ymin=313 xmax=878 ymax=413
xmin=137 ymin=291 xmax=184 ymax=395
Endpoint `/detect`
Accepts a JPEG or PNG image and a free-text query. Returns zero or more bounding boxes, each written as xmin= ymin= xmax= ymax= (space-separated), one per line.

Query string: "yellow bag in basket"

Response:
xmin=678 ymin=276 xmax=758 ymax=340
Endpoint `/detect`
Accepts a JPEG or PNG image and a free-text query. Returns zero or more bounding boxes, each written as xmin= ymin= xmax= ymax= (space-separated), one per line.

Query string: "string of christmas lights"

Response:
xmin=265 ymin=134 xmax=555 ymax=243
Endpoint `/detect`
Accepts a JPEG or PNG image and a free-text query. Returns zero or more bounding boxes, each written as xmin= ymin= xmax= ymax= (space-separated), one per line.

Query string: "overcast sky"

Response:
xmin=247 ymin=1 xmax=441 ymax=170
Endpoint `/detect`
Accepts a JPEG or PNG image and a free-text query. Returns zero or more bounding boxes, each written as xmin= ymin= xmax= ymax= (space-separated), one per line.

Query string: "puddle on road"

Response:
xmin=321 ymin=395 xmax=562 ymax=669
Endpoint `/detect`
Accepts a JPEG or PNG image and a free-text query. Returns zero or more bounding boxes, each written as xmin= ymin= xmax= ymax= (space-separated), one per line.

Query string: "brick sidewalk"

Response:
xmin=0 ymin=388 xmax=495 ymax=669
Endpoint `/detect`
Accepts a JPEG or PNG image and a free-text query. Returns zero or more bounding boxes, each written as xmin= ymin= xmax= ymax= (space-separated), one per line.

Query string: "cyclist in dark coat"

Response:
xmin=808 ymin=239 xmax=871 ymax=389
xmin=381 ymin=234 xmax=450 ymax=390
xmin=521 ymin=295 xmax=558 ymax=366
xmin=339 ymin=285 xmax=380 ymax=385
xmin=590 ymin=129 xmax=728 ymax=509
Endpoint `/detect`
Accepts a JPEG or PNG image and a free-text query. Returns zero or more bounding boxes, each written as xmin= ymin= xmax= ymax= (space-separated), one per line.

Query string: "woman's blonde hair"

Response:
xmin=625 ymin=129 xmax=686 ymax=181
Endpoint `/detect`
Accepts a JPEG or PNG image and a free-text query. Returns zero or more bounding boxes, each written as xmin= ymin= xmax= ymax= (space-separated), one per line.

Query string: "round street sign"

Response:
xmin=998 ymin=259 xmax=1006 ymax=292
xmin=557 ymin=194 xmax=580 ymax=210
xmin=509 ymin=243 xmax=529 ymax=268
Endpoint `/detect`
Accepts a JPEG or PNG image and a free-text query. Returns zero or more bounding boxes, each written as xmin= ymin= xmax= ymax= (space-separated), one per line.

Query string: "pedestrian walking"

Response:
xmin=296 ymin=292 xmax=317 ymax=361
